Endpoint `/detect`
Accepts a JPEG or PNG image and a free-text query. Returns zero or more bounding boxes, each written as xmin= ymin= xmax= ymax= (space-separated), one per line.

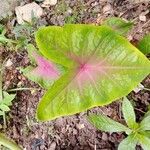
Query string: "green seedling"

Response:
xmin=12 ymin=21 xmax=37 ymax=50
xmin=0 ymin=24 xmax=16 ymax=45
xmin=0 ymin=91 xmax=16 ymax=129
xmin=88 ymin=97 xmax=150 ymax=150
xmin=0 ymin=49 xmax=22 ymax=150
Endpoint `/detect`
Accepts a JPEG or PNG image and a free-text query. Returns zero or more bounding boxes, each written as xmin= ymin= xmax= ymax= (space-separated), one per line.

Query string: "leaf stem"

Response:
xmin=0 ymin=133 xmax=22 ymax=150
xmin=7 ymin=87 xmax=38 ymax=92
xmin=143 ymin=87 xmax=150 ymax=92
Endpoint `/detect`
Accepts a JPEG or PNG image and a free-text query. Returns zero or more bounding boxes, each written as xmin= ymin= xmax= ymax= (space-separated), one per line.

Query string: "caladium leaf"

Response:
xmin=122 ymin=97 xmax=138 ymax=129
xmin=118 ymin=134 xmax=138 ymax=150
xmin=88 ymin=114 xmax=131 ymax=133
xmin=103 ymin=17 xmax=133 ymax=36
xmin=36 ymin=24 xmax=150 ymax=121
xmin=138 ymin=34 xmax=150 ymax=55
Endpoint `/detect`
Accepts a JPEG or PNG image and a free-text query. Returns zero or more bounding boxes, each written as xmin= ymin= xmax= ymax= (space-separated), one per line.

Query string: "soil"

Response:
xmin=0 ymin=0 xmax=150 ymax=150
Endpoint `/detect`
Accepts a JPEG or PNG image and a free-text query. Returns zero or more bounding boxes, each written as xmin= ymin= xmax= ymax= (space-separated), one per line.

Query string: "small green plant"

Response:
xmin=0 ymin=24 xmax=15 ymax=45
xmin=13 ymin=21 xmax=37 ymax=49
xmin=0 ymin=47 xmax=22 ymax=150
xmin=22 ymin=23 xmax=150 ymax=121
xmin=88 ymin=97 xmax=150 ymax=150
xmin=0 ymin=91 xmax=16 ymax=129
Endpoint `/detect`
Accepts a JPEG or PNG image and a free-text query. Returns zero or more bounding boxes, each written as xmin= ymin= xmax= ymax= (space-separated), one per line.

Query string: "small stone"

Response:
xmin=139 ymin=15 xmax=146 ymax=22
xmin=0 ymin=0 xmax=19 ymax=19
xmin=103 ymin=4 xmax=113 ymax=14
xmin=73 ymin=129 xmax=78 ymax=135
xmin=76 ymin=124 xmax=85 ymax=130
xmin=127 ymin=35 xmax=133 ymax=41
xmin=42 ymin=0 xmax=57 ymax=7
xmin=101 ymin=133 xmax=108 ymax=141
xmin=49 ymin=142 xmax=56 ymax=150
xmin=5 ymin=59 xmax=13 ymax=67
xmin=15 ymin=2 xmax=43 ymax=24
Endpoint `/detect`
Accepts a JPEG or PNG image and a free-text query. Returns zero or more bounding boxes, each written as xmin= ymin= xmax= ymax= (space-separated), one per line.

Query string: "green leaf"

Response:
xmin=0 ymin=104 xmax=10 ymax=111
xmin=103 ymin=17 xmax=133 ymax=36
xmin=3 ymin=92 xmax=16 ymax=105
xmin=0 ymin=26 xmax=15 ymax=44
xmin=139 ymin=131 xmax=150 ymax=139
xmin=122 ymin=97 xmax=138 ymax=129
xmin=138 ymin=34 xmax=150 ymax=54
xmin=140 ymin=116 xmax=150 ymax=131
xmin=118 ymin=134 xmax=138 ymax=150
xmin=137 ymin=134 xmax=150 ymax=150
xmin=36 ymin=24 xmax=150 ymax=121
xmin=0 ymin=133 xmax=22 ymax=150
xmin=144 ymin=110 xmax=150 ymax=118
xmin=88 ymin=114 xmax=131 ymax=133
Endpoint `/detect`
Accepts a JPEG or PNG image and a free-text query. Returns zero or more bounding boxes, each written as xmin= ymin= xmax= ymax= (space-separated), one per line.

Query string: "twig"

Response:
xmin=7 ymin=87 xmax=38 ymax=92
xmin=143 ymin=87 xmax=150 ymax=92
xmin=134 ymin=108 xmax=146 ymax=114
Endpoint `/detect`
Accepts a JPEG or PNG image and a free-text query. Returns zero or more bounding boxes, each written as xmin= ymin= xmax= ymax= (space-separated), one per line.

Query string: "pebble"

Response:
xmin=5 ymin=59 xmax=13 ymax=67
xmin=76 ymin=123 xmax=85 ymax=130
xmin=49 ymin=142 xmax=56 ymax=150
xmin=139 ymin=15 xmax=146 ymax=22
xmin=15 ymin=2 xmax=43 ymax=24
xmin=101 ymin=133 xmax=108 ymax=141
xmin=42 ymin=0 xmax=57 ymax=7
xmin=103 ymin=4 xmax=113 ymax=14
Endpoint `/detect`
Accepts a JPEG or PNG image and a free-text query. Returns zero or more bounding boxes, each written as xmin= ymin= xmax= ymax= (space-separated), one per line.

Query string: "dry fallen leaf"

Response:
xmin=15 ymin=2 xmax=43 ymax=24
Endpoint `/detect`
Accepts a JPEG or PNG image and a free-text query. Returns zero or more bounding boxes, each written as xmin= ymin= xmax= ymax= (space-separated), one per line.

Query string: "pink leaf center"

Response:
xmin=32 ymin=53 xmax=60 ymax=79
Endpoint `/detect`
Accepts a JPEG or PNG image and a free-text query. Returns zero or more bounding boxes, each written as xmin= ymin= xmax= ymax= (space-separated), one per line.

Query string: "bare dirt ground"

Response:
xmin=1 ymin=0 xmax=150 ymax=149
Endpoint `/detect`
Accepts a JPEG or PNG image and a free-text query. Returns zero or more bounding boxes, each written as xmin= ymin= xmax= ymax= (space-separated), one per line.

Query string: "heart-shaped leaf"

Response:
xmin=35 ymin=24 xmax=150 ymax=121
